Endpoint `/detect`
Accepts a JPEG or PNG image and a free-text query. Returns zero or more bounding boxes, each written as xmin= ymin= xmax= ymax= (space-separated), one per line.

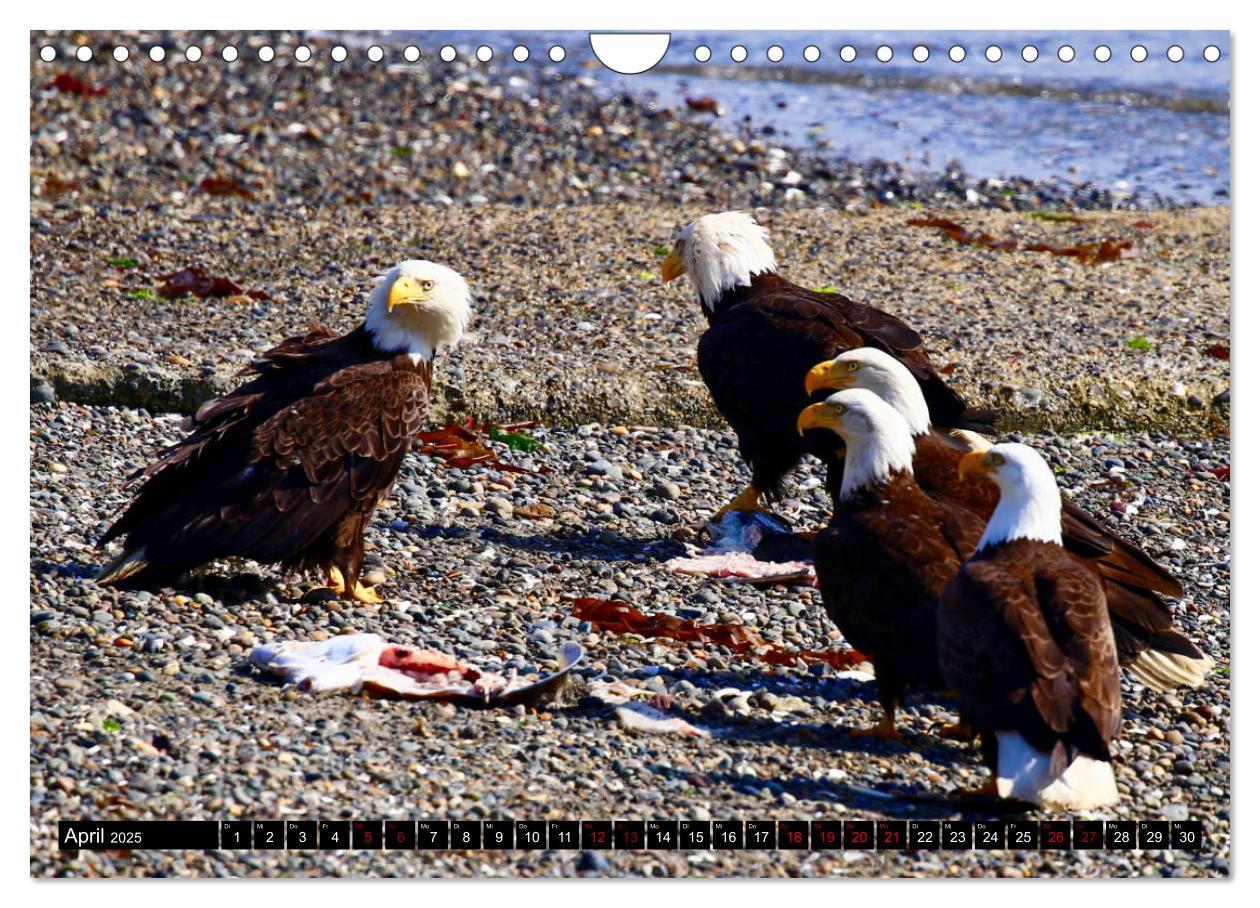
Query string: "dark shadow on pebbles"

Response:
xmin=412 ymin=523 xmax=688 ymax=564
xmin=638 ymin=762 xmax=999 ymax=818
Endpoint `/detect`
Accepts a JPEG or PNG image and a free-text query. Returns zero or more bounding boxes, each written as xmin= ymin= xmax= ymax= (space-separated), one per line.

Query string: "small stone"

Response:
xmin=30 ymin=382 xmax=56 ymax=404
xmin=649 ymin=480 xmax=681 ymax=501
xmin=576 ymin=851 xmax=611 ymax=873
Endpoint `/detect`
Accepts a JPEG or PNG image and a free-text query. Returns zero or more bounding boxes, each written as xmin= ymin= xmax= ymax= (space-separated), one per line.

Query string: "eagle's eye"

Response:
xmin=988 ymin=452 xmax=1006 ymax=467
xmin=846 ymin=361 xmax=860 ymax=372
xmin=420 ymin=279 xmax=435 ymax=291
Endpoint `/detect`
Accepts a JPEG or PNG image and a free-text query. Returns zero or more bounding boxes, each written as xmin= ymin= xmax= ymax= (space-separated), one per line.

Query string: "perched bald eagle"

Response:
xmin=806 ymin=347 xmax=1212 ymax=691
xmin=662 ymin=211 xmax=994 ymax=516
xmin=797 ymin=389 xmax=987 ymax=740
xmin=941 ymin=444 xmax=1122 ymax=810
xmin=98 ymin=260 xmax=472 ymax=603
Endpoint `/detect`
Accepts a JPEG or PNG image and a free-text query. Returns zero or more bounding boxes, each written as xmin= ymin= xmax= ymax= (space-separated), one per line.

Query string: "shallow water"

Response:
xmin=408 ymin=29 xmax=1231 ymax=206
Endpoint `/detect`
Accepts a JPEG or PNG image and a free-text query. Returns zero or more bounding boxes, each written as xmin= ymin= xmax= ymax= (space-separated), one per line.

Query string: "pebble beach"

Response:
xmin=29 ymin=31 xmax=1230 ymax=878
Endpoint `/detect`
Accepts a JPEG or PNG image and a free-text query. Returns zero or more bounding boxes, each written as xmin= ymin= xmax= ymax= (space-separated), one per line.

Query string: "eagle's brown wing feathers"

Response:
xmin=946 ymin=545 xmax=1120 ymax=759
xmin=99 ymin=325 xmax=426 ymax=586
xmin=911 ymin=429 xmax=1199 ymax=671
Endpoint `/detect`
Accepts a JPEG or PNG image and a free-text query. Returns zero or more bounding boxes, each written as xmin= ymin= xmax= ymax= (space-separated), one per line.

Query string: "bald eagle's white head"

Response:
xmin=661 ymin=211 xmax=777 ymax=311
xmin=805 ymin=347 xmax=932 ymax=436
xmin=366 ymin=260 xmax=472 ymax=361
xmin=796 ymin=388 xmax=917 ymax=500
xmin=959 ymin=443 xmax=1064 ymax=550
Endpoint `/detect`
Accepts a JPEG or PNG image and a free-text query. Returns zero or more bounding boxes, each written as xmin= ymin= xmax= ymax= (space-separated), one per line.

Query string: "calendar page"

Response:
xmin=29 ymin=25 xmax=1230 ymax=880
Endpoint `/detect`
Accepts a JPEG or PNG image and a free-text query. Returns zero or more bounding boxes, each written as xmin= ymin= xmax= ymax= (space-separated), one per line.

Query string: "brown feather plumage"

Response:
xmin=910 ymin=429 xmax=1203 ymax=671
xmin=939 ymin=539 xmax=1121 ymax=765
xmin=98 ymin=325 xmax=431 ymax=593
xmin=813 ymin=470 xmax=987 ymax=718
xmin=697 ymin=273 xmax=993 ymax=498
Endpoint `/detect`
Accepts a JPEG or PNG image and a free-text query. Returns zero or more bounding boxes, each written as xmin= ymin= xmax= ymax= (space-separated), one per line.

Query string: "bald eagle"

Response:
xmin=662 ymin=211 xmax=994 ymax=517
xmin=941 ymin=444 xmax=1122 ymax=810
xmin=806 ymin=346 xmax=1212 ymax=692
xmin=97 ymin=260 xmax=471 ymax=603
xmin=797 ymin=389 xmax=987 ymax=740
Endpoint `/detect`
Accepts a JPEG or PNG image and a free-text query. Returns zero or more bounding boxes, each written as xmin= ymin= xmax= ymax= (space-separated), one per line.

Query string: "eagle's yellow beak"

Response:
xmin=958 ymin=450 xmax=997 ymax=482
xmin=388 ymin=275 xmax=429 ymax=312
xmin=805 ymin=359 xmax=851 ymax=395
xmin=797 ymin=402 xmax=843 ymax=436
xmin=661 ymin=252 xmax=685 ymax=283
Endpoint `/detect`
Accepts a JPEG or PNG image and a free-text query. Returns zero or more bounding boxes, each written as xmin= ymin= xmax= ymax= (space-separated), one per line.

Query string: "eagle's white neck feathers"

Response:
xmin=839 ymin=348 xmax=932 ymax=436
xmin=365 ymin=260 xmax=472 ymax=361
xmin=979 ymin=444 xmax=1064 ymax=550
xmin=677 ymin=212 xmax=778 ymax=311
xmin=831 ymin=390 xmax=918 ymax=500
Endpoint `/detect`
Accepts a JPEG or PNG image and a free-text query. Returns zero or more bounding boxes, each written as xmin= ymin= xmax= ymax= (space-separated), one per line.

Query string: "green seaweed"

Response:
xmin=489 ymin=428 xmax=542 ymax=452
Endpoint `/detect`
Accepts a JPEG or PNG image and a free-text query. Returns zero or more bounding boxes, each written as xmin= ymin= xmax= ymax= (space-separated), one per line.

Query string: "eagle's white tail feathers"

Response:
xmin=96 ymin=547 xmax=149 ymax=586
xmin=995 ymin=731 xmax=1119 ymax=811
xmin=1127 ymin=650 xmax=1215 ymax=692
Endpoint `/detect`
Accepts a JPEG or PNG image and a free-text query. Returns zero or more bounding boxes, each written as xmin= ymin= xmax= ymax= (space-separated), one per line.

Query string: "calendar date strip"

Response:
xmin=58 ymin=819 xmax=1204 ymax=852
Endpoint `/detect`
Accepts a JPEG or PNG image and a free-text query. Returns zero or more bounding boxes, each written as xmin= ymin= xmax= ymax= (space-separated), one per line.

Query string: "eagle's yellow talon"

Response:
xmin=714 ymin=484 xmax=767 ymax=519
xmin=350 ymin=583 xmax=384 ymax=604
xmin=937 ymin=720 xmax=978 ymax=741
xmin=850 ymin=713 xmax=904 ymax=743
xmin=325 ymin=567 xmax=346 ymax=595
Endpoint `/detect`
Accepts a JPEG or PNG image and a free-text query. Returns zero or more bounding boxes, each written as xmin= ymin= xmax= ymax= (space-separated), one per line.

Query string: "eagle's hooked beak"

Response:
xmin=797 ymin=402 xmax=843 ymax=436
xmin=805 ymin=359 xmax=851 ymax=395
xmin=957 ymin=450 xmax=997 ymax=482
xmin=388 ymin=275 xmax=430 ymax=312
xmin=661 ymin=251 xmax=685 ymax=283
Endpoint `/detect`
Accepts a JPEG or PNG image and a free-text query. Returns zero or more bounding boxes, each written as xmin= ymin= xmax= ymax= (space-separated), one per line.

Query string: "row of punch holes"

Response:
xmin=38 ymin=42 xmax=1222 ymax=66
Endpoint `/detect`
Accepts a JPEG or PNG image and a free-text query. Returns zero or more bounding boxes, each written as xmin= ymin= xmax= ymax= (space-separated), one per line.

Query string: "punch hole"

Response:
xmin=440 ymin=45 xmax=457 ymax=62
xmin=839 ymin=45 xmax=856 ymax=63
xmin=149 ymin=46 xmax=165 ymax=62
xmin=367 ymin=46 xmax=384 ymax=63
xmin=548 ymin=45 xmax=566 ymax=63
xmin=512 ymin=46 xmax=529 ymax=62
xmin=1057 ymin=45 xmax=1075 ymax=63
xmin=1094 ymin=45 xmax=1111 ymax=62
xmin=912 ymin=45 xmax=929 ymax=62
xmin=803 ymin=45 xmax=820 ymax=63
xmin=949 ymin=46 xmax=965 ymax=62
xmin=875 ymin=45 xmax=892 ymax=62
xmin=588 ymin=33 xmax=670 ymax=74
xmin=404 ymin=46 xmax=420 ymax=62
xmin=766 ymin=45 xmax=784 ymax=63
xmin=730 ymin=45 xmax=747 ymax=62
xmin=331 ymin=45 xmax=348 ymax=63
xmin=39 ymin=46 xmax=56 ymax=62
xmin=1167 ymin=45 xmax=1184 ymax=62
xmin=1021 ymin=45 xmax=1038 ymax=63
xmin=221 ymin=46 xmax=238 ymax=63
xmin=76 ymin=46 xmax=92 ymax=62
xmin=294 ymin=46 xmax=311 ymax=63
xmin=258 ymin=46 xmax=275 ymax=63
xmin=476 ymin=46 xmax=493 ymax=63
xmin=985 ymin=45 xmax=1002 ymax=62
xmin=1204 ymin=45 xmax=1221 ymax=62
xmin=113 ymin=46 xmax=129 ymax=62
xmin=694 ymin=45 xmax=711 ymax=62
xmin=1131 ymin=45 xmax=1148 ymax=62
xmin=185 ymin=46 xmax=203 ymax=62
